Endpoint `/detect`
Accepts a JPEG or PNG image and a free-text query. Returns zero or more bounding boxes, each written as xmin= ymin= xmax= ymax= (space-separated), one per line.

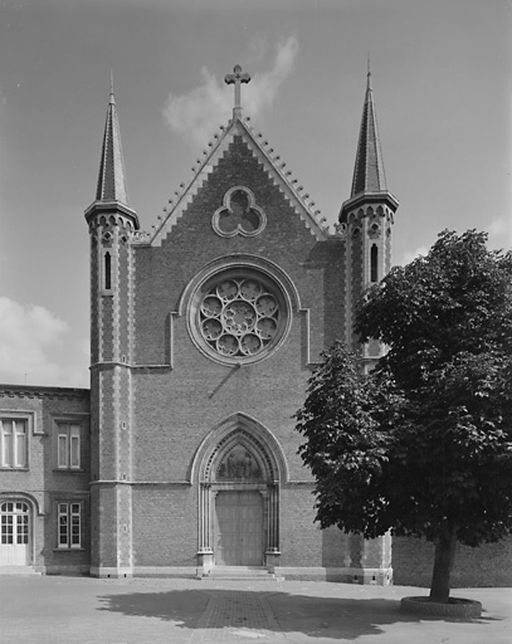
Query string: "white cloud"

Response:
xmin=246 ymin=34 xmax=269 ymax=66
xmin=398 ymin=218 xmax=512 ymax=268
xmin=398 ymin=245 xmax=430 ymax=266
xmin=486 ymin=216 xmax=512 ymax=250
xmin=243 ymin=35 xmax=299 ymax=117
xmin=163 ymin=36 xmax=299 ymax=148
xmin=0 ymin=297 xmax=88 ymax=387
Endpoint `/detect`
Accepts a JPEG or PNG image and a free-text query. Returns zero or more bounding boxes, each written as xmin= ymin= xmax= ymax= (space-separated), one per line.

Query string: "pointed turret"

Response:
xmin=95 ymin=77 xmax=129 ymax=204
xmin=340 ymin=68 xmax=399 ymax=360
xmin=85 ymin=79 xmax=138 ymax=578
xmin=85 ymin=79 xmax=139 ymax=228
xmin=349 ymin=68 xmax=388 ymax=197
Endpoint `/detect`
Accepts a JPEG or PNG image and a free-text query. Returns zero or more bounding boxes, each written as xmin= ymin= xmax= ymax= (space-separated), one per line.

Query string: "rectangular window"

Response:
xmin=0 ymin=418 xmax=27 ymax=468
xmin=57 ymin=424 xmax=81 ymax=469
xmin=58 ymin=434 xmax=68 ymax=468
xmin=104 ymin=251 xmax=112 ymax=291
xmin=1 ymin=513 xmax=13 ymax=544
xmin=70 ymin=432 xmax=80 ymax=468
xmin=70 ymin=503 xmax=81 ymax=547
xmin=57 ymin=502 xmax=81 ymax=549
xmin=370 ymin=244 xmax=379 ymax=283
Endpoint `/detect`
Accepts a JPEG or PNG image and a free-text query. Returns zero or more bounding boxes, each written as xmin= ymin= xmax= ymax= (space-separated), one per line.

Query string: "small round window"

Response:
xmin=190 ymin=269 xmax=289 ymax=364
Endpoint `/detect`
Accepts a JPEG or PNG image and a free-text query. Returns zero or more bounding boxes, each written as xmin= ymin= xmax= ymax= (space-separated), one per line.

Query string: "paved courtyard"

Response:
xmin=0 ymin=575 xmax=510 ymax=644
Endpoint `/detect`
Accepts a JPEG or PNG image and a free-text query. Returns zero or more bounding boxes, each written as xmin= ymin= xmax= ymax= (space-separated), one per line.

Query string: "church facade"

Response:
xmin=1 ymin=67 xmax=511 ymax=585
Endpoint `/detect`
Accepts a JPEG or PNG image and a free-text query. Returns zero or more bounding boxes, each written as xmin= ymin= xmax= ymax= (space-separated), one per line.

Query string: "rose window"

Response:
xmin=197 ymin=275 xmax=284 ymax=360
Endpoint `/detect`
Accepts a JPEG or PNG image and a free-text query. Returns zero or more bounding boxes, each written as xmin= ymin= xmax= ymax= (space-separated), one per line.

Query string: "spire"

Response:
xmin=95 ymin=74 xmax=129 ymax=204
xmin=349 ymin=64 xmax=388 ymax=197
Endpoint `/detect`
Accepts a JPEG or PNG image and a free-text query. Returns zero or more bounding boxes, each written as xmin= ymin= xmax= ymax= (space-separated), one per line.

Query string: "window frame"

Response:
xmin=0 ymin=416 xmax=29 ymax=470
xmin=189 ymin=267 xmax=290 ymax=366
xmin=370 ymin=243 xmax=379 ymax=283
xmin=104 ymin=250 xmax=112 ymax=291
xmin=56 ymin=423 xmax=82 ymax=470
xmin=1 ymin=500 xmax=30 ymax=545
xmin=57 ymin=501 xmax=82 ymax=550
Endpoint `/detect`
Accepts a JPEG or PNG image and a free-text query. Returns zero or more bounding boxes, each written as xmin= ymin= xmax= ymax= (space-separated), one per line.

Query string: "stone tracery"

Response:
xmin=211 ymin=186 xmax=266 ymax=238
xmin=216 ymin=443 xmax=264 ymax=481
xmin=198 ymin=275 xmax=281 ymax=359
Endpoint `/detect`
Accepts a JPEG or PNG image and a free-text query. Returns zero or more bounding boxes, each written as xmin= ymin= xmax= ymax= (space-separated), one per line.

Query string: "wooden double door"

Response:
xmin=214 ymin=490 xmax=264 ymax=566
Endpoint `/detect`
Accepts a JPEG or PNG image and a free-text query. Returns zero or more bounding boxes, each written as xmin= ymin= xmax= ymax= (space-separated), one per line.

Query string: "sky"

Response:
xmin=0 ymin=0 xmax=510 ymax=388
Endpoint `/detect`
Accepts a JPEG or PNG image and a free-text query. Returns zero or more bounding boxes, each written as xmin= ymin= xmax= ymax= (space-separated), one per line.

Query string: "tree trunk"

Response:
xmin=429 ymin=528 xmax=457 ymax=603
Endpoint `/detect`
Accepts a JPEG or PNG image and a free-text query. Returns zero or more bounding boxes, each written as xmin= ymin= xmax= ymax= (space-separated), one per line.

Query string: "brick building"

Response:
xmin=1 ymin=67 xmax=511 ymax=585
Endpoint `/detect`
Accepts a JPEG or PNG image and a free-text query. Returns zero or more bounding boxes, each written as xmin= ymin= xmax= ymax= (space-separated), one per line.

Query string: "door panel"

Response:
xmin=215 ymin=490 xmax=263 ymax=565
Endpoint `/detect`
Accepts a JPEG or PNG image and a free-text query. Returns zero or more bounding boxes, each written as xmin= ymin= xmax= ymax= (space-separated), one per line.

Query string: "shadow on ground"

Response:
xmin=97 ymin=587 xmax=493 ymax=640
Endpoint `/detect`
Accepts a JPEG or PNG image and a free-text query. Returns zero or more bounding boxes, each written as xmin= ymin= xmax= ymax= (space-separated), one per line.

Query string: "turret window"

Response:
xmin=370 ymin=244 xmax=378 ymax=283
xmin=104 ymin=252 xmax=112 ymax=291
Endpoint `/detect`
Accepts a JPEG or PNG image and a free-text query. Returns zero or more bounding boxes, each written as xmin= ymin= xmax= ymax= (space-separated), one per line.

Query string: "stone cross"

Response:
xmin=225 ymin=64 xmax=251 ymax=116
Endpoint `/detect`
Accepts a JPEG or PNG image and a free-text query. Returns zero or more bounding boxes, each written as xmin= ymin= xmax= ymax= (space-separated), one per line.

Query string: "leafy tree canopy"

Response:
xmin=296 ymin=230 xmax=512 ymax=600
xmin=357 ymin=229 xmax=512 ymax=391
xmin=355 ymin=230 xmax=512 ymax=546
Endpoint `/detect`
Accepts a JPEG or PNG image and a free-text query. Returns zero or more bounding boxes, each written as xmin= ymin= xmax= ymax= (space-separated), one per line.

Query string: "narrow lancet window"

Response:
xmin=370 ymin=244 xmax=378 ymax=283
xmin=104 ymin=252 xmax=111 ymax=290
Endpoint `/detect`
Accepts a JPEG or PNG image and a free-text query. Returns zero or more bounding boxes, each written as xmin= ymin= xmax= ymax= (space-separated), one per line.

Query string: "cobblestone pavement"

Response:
xmin=0 ymin=575 xmax=510 ymax=644
xmin=190 ymin=590 xmax=284 ymax=642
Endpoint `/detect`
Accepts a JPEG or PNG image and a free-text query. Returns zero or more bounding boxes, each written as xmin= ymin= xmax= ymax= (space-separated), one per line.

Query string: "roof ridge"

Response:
xmin=148 ymin=119 xmax=233 ymax=242
xmin=239 ymin=117 xmax=326 ymax=228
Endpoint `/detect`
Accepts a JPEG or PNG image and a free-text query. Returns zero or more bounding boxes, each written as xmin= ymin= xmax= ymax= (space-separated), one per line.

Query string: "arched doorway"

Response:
xmin=194 ymin=415 xmax=284 ymax=575
xmin=0 ymin=500 xmax=31 ymax=566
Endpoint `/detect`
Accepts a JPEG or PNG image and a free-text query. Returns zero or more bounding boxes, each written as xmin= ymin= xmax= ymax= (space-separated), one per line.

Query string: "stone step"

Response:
xmin=201 ymin=566 xmax=282 ymax=581
xmin=0 ymin=566 xmax=41 ymax=576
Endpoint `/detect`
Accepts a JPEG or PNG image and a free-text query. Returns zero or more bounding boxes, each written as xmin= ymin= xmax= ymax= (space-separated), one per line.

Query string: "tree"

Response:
xmin=295 ymin=230 xmax=512 ymax=602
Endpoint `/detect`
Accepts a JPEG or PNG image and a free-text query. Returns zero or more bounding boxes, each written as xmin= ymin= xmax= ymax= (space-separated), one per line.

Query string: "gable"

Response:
xmin=148 ymin=117 xmax=328 ymax=248
xmin=131 ymin=117 xmax=345 ymax=369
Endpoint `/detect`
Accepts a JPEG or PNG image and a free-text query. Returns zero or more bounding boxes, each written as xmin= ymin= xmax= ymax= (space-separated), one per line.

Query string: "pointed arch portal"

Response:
xmin=194 ymin=414 xmax=283 ymax=574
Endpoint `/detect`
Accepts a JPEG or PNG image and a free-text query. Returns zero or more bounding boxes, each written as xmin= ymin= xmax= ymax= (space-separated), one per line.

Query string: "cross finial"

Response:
xmin=225 ymin=64 xmax=251 ymax=117
xmin=109 ymin=68 xmax=115 ymax=105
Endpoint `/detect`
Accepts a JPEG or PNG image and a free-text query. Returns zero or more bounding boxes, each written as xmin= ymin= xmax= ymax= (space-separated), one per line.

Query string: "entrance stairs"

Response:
xmin=201 ymin=566 xmax=283 ymax=581
xmin=0 ymin=565 xmax=41 ymax=575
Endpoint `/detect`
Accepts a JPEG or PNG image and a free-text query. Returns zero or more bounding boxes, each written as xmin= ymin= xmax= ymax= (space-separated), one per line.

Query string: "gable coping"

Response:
xmin=144 ymin=116 xmax=329 ymax=247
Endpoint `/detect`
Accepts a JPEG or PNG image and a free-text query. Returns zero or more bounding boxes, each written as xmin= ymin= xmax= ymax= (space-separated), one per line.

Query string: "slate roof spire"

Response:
xmin=349 ymin=64 xmax=388 ymax=197
xmin=95 ymin=73 xmax=129 ymax=204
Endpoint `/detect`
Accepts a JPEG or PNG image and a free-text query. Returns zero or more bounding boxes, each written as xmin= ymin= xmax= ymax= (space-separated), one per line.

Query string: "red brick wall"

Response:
xmin=279 ymin=486 xmax=323 ymax=566
xmin=127 ymin=135 xmax=348 ymax=569
xmin=133 ymin=136 xmax=345 ymax=367
xmin=132 ymin=487 xmax=197 ymax=566
xmin=393 ymin=535 xmax=512 ymax=587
